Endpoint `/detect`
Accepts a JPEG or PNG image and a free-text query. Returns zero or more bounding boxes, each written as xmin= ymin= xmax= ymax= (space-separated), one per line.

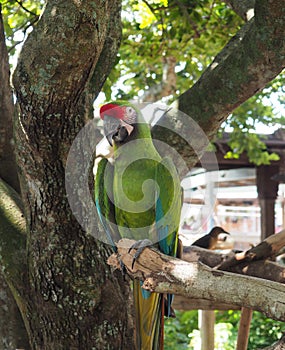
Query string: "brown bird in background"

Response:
xmin=191 ymin=226 xmax=230 ymax=250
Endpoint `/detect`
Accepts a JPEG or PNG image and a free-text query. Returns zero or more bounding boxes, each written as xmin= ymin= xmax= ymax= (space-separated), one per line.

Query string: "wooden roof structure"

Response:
xmin=199 ymin=128 xmax=285 ymax=170
xmin=194 ymin=128 xmax=285 ymax=240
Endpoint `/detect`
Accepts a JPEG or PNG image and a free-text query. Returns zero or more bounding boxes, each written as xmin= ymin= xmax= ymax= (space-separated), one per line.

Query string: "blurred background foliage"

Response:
xmin=164 ymin=310 xmax=285 ymax=349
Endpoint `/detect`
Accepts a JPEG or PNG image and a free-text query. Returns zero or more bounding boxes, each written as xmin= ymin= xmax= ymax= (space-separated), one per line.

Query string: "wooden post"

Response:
xmin=199 ymin=310 xmax=215 ymax=350
xmin=259 ymin=198 xmax=276 ymax=240
xmin=198 ymin=173 xmax=216 ymax=350
xmin=256 ymin=165 xmax=279 ymax=240
xmin=236 ymin=307 xmax=253 ymax=350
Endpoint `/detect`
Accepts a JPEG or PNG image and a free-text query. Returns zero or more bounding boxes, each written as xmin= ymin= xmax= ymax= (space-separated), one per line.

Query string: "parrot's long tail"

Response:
xmin=133 ymin=280 xmax=164 ymax=350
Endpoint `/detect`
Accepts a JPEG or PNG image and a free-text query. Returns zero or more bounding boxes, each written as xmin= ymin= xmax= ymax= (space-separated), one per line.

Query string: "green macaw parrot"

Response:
xmin=95 ymin=101 xmax=182 ymax=350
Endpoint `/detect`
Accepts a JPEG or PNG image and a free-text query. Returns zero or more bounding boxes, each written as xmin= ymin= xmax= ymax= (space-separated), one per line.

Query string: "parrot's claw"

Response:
xmin=128 ymin=239 xmax=153 ymax=269
xmin=119 ymin=259 xmax=127 ymax=280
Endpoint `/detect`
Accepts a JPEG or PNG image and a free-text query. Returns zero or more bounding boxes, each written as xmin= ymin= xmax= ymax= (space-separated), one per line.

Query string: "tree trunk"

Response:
xmin=11 ymin=1 xmax=134 ymax=348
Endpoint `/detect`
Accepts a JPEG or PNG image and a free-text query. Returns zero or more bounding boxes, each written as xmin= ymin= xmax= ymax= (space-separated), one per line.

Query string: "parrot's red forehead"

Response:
xmin=100 ymin=103 xmax=124 ymax=120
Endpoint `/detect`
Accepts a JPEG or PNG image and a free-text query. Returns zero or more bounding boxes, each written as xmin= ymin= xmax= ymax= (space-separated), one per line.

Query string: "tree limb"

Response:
xmin=0 ymin=5 xmax=20 ymax=192
xmin=224 ymin=0 xmax=255 ymax=21
xmin=108 ymin=239 xmax=285 ymax=322
xmin=174 ymin=242 xmax=285 ymax=310
xmin=258 ymin=334 xmax=285 ymax=350
xmin=183 ymin=246 xmax=285 ymax=284
xmin=0 ymin=178 xmax=27 ymax=297
xmin=86 ymin=2 xmax=122 ymax=117
xmin=217 ymin=229 xmax=285 ymax=271
xmin=0 ymin=272 xmax=29 ymax=349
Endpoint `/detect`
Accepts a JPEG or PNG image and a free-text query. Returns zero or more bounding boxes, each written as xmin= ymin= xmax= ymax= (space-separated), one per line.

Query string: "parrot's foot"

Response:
xmin=119 ymin=259 xmax=127 ymax=279
xmin=128 ymin=239 xmax=153 ymax=269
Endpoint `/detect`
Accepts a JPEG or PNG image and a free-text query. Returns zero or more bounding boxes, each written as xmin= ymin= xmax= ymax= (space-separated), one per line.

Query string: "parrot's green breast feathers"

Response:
xmin=96 ymin=101 xmax=182 ymax=349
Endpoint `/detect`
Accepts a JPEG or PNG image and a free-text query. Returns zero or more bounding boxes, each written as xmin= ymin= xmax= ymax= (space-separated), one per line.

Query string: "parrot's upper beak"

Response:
xmin=103 ymin=115 xmax=134 ymax=146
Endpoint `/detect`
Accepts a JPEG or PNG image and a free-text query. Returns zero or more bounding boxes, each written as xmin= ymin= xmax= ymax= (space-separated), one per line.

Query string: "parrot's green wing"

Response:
xmin=94 ymin=157 xmax=120 ymax=249
xmin=155 ymin=157 xmax=181 ymax=257
xmin=155 ymin=157 xmax=182 ymax=317
xmin=134 ymin=157 xmax=182 ymax=350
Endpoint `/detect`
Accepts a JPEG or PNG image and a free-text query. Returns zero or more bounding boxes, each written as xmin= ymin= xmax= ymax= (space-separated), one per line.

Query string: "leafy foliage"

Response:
xmin=221 ymin=81 xmax=285 ymax=164
xmin=164 ymin=310 xmax=285 ymax=349
xmin=109 ymin=0 xmax=243 ymax=101
xmin=164 ymin=310 xmax=198 ymax=349
xmin=0 ymin=0 xmax=43 ymax=55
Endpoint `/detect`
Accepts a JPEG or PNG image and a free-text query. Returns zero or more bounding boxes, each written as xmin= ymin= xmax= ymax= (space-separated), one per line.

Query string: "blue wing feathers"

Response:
xmin=95 ymin=198 xmax=117 ymax=251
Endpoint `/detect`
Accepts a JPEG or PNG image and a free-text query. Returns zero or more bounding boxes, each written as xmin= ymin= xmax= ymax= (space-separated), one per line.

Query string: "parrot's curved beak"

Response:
xmin=103 ymin=115 xmax=134 ymax=146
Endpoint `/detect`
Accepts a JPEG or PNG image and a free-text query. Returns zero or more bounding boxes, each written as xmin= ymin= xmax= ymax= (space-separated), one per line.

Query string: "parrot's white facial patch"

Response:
xmin=124 ymin=106 xmax=137 ymax=125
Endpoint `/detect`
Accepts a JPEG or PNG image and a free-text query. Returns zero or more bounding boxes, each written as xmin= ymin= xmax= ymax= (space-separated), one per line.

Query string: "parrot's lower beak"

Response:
xmin=104 ymin=115 xmax=134 ymax=146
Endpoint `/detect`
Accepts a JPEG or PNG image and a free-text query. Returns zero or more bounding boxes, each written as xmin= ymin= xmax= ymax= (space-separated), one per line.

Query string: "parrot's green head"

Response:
xmin=100 ymin=102 xmax=138 ymax=146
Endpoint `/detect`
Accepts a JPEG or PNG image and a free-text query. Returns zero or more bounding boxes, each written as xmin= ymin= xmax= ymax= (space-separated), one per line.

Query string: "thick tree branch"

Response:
xmin=184 ymin=246 xmax=285 ymax=284
xmin=0 ymin=272 xmax=29 ymax=349
xmin=218 ymin=229 xmax=285 ymax=271
xmin=13 ymin=0 xmax=122 ymax=146
xmin=83 ymin=2 xmax=122 ymax=118
xmin=174 ymin=240 xmax=285 ymax=311
xmin=172 ymin=294 xmax=241 ymax=311
xmin=109 ymin=239 xmax=285 ymax=322
xmin=152 ymin=0 xmax=285 ymax=169
xmin=90 ymin=4 xmax=122 ymax=100
xmin=224 ymin=0 xmax=255 ymax=21
xmin=0 ymin=6 xmax=20 ymax=192
xmin=258 ymin=334 xmax=285 ymax=350
xmin=0 ymin=178 xmax=27 ymax=298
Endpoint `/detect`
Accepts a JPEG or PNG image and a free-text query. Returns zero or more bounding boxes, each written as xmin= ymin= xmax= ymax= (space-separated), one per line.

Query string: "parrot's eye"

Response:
xmin=124 ymin=106 xmax=137 ymax=125
xmin=127 ymin=106 xmax=134 ymax=113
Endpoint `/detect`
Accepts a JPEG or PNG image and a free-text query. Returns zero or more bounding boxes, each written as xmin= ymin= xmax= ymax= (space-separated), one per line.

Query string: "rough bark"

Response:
xmin=12 ymin=1 xmax=134 ymax=349
xmin=0 ymin=5 xmax=20 ymax=192
xmin=0 ymin=179 xmax=26 ymax=286
xmin=0 ymin=272 xmax=30 ymax=350
xmin=183 ymin=246 xmax=285 ymax=285
xmin=152 ymin=0 xmax=285 ymax=170
xmin=0 ymin=7 xmax=29 ymax=348
xmin=224 ymin=0 xmax=255 ymax=21
xmin=0 ymin=180 xmax=29 ymax=349
xmin=217 ymin=229 xmax=285 ymax=271
xmin=258 ymin=334 xmax=285 ymax=350
xmin=109 ymin=239 xmax=285 ymax=322
xmin=173 ymin=239 xmax=285 ymax=312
